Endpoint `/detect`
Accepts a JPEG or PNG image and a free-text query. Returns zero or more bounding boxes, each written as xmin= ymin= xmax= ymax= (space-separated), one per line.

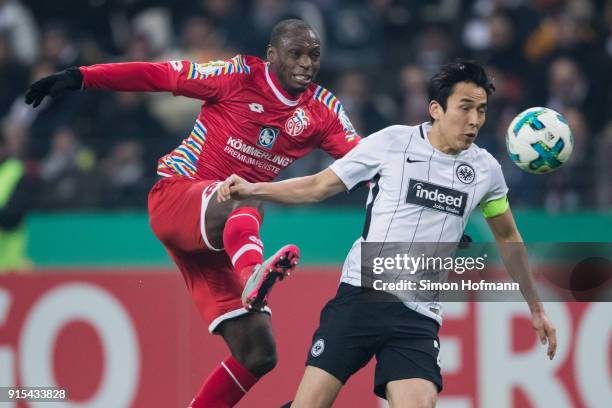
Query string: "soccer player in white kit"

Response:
xmin=218 ymin=61 xmax=558 ymax=408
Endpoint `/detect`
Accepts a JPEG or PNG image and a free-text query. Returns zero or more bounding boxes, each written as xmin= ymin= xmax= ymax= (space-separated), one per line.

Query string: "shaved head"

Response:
xmin=269 ymin=19 xmax=315 ymax=48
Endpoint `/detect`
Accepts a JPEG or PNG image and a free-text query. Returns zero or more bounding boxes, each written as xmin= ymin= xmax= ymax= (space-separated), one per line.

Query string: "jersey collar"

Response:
xmin=265 ymin=63 xmax=300 ymax=107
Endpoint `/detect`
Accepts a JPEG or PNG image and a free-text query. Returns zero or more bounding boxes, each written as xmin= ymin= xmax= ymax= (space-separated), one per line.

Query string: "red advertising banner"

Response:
xmin=0 ymin=270 xmax=609 ymax=407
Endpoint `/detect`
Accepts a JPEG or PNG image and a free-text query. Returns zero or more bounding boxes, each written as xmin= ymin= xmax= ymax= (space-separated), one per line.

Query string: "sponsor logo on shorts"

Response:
xmin=203 ymin=182 xmax=220 ymax=199
xmin=311 ymin=338 xmax=325 ymax=357
xmin=456 ymin=163 xmax=475 ymax=184
xmin=257 ymin=127 xmax=279 ymax=149
xmin=406 ymin=179 xmax=468 ymax=217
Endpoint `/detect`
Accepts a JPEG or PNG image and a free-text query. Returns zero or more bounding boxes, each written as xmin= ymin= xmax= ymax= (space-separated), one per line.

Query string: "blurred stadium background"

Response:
xmin=0 ymin=0 xmax=610 ymax=407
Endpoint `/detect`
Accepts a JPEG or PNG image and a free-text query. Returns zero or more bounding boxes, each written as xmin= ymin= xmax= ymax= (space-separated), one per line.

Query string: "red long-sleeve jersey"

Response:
xmin=80 ymin=55 xmax=361 ymax=182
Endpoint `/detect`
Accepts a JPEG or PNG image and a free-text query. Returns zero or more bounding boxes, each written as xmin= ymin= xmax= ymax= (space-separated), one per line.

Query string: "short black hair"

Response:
xmin=427 ymin=60 xmax=495 ymax=112
xmin=269 ymin=19 xmax=315 ymax=47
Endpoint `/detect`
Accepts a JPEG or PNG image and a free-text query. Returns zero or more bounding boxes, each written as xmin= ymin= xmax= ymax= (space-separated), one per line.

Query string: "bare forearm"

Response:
xmin=486 ymin=209 xmax=556 ymax=358
xmin=250 ymin=175 xmax=328 ymax=204
xmin=496 ymin=236 xmax=541 ymax=307
xmin=222 ymin=169 xmax=346 ymax=204
xmin=487 ymin=209 xmax=542 ymax=309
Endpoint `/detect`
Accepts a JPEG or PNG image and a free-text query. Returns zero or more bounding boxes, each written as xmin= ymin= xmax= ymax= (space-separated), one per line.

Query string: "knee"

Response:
xmin=221 ymin=313 xmax=277 ymax=377
xmin=231 ymin=200 xmax=264 ymax=219
xmin=239 ymin=348 xmax=277 ymax=377
xmin=415 ymin=393 xmax=437 ymax=408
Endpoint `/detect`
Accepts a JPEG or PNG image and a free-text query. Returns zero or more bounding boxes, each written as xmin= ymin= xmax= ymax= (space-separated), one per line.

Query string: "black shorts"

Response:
xmin=305 ymin=283 xmax=442 ymax=399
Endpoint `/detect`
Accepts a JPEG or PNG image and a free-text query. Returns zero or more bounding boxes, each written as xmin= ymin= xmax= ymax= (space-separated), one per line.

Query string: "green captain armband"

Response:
xmin=480 ymin=195 xmax=509 ymax=218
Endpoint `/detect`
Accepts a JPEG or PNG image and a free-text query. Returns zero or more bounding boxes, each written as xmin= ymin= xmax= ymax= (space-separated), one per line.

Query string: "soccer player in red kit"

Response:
xmin=25 ymin=19 xmax=360 ymax=408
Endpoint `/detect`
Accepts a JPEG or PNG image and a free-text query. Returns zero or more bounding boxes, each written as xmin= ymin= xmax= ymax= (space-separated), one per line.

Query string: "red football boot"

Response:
xmin=241 ymin=244 xmax=300 ymax=311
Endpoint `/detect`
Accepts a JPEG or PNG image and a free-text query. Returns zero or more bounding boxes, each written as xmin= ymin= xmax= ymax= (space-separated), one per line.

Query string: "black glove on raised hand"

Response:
xmin=25 ymin=67 xmax=83 ymax=108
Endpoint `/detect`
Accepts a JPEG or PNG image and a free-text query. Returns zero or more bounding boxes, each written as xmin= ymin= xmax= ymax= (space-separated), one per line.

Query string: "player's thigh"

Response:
xmin=170 ymin=250 xmax=249 ymax=330
xmin=148 ymin=177 xmax=263 ymax=251
xmin=373 ymin=306 xmax=442 ymax=402
xmin=385 ymin=378 xmax=438 ymax=408
xmin=149 ymin=177 xmax=217 ymax=252
xmin=306 ymin=284 xmax=385 ymax=385
xmin=292 ymin=366 xmax=343 ymax=408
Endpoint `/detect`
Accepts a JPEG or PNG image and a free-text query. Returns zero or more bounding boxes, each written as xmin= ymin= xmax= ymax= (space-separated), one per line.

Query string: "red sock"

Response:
xmin=189 ymin=356 xmax=258 ymax=408
xmin=223 ymin=207 xmax=264 ymax=285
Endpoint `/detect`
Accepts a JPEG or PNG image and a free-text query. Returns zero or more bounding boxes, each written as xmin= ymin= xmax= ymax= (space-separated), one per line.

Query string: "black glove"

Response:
xmin=458 ymin=233 xmax=473 ymax=249
xmin=25 ymin=67 xmax=83 ymax=108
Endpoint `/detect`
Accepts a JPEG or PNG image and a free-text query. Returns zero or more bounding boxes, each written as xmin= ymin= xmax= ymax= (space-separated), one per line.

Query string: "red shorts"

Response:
xmin=148 ymin=177 xmax=270 ymax=333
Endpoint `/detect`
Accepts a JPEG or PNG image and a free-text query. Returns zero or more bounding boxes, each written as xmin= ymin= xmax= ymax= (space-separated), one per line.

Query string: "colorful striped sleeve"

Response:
xmin=313 ymin=86 xmax=361 ymax=159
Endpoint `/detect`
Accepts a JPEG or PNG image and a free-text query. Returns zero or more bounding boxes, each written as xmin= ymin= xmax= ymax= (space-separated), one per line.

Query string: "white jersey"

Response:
xmin=329 ymin=122 xmax=509 ymax=324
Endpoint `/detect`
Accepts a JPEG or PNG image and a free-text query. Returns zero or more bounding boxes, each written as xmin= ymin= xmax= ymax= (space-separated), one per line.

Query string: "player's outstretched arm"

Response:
xmin=486 ymin=208 xmax=557 ymax=360
xmin=25 ymin=61 xmax=188 ymax=107
xmin=218 ymin=169 xmax=346 ymax=205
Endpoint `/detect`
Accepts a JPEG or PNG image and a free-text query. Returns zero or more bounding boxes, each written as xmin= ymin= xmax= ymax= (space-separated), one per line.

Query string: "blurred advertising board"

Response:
xmin=0 ymin=270 xmax=609 ymax=408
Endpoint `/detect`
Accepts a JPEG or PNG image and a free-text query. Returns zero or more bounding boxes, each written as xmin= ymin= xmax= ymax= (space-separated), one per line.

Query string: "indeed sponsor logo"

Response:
xmin=414 ymin=183 xmax=464 ymax=207
xmin=406 ymin=179 xmax=468 ymax=216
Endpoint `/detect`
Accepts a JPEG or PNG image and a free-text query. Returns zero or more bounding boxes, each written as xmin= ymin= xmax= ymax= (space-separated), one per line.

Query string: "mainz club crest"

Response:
xmin=285 ymin=108 xmax=310 ymax=137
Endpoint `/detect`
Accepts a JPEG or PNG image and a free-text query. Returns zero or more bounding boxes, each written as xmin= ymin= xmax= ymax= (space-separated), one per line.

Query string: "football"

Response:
xmin=506 ymin=107 xmax=574 ymax=174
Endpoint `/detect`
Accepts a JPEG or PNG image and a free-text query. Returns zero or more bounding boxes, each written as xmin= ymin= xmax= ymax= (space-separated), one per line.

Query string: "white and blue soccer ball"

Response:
xmin=506 ymin=107 xmax=574 ymax=174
